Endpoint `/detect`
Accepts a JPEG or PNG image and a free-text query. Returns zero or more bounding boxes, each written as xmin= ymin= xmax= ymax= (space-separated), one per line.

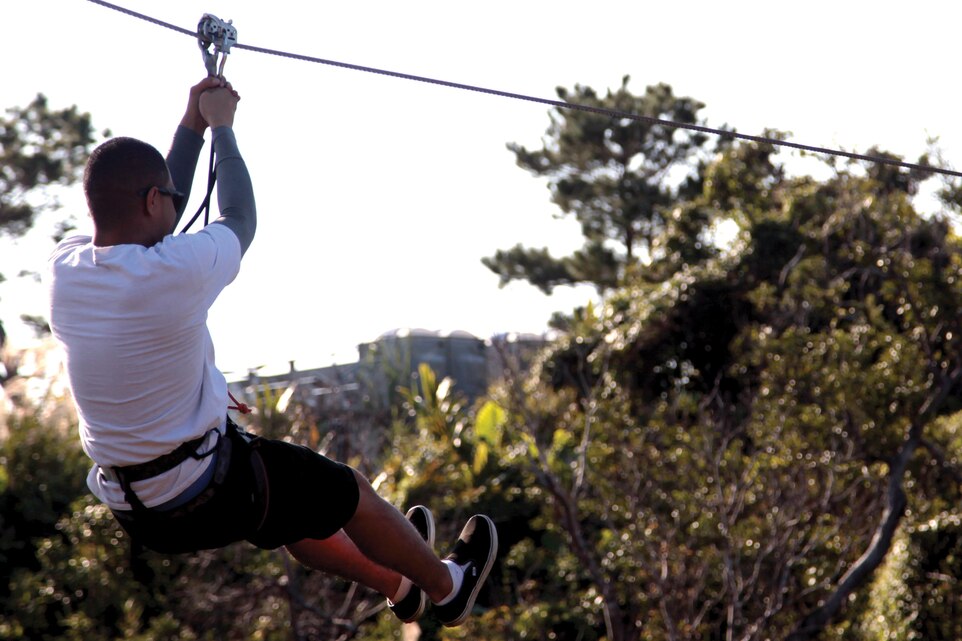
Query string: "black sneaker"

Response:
xmin=388 ymin=505 xmax=436 ymax=623
xmin=434 ymin=514 xmax=498 ymax=627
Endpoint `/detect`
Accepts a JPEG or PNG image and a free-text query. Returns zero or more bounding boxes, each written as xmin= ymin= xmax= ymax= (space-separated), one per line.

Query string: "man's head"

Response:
xmin=84 ymin=137 xmax=179 ymax=246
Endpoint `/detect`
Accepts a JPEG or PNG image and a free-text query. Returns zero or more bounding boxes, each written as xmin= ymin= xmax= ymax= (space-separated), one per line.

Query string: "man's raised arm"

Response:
xmin=199 ymin=83 xmax=256 ymax=256
xmin=167 ymin=77 xmax=224 ymax=226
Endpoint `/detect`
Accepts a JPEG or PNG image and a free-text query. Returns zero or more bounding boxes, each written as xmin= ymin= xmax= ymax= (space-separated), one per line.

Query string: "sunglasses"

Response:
xmin=138 ymin=185 xmax=185 ymax=211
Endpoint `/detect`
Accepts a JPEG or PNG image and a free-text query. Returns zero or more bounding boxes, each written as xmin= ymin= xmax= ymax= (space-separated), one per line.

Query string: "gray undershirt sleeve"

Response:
xmin=166 ymin=126 xmax=205 ymax=227
xmin=208 ymin=126 xmax=256 ymax=256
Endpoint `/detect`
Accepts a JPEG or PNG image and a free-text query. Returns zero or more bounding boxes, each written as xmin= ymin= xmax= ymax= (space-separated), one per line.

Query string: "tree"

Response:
xmin=487 ymin=110 xmax=962 ymax=640
xmin=0 ymin=94 xmax=103 ymax=343
xmin=863 ymin=505 xmax=962 ymax=641
xmin=0 ymin=94 xmax=100 ymax=241
xmin=483 ymin=78 xmax=715 ymax=294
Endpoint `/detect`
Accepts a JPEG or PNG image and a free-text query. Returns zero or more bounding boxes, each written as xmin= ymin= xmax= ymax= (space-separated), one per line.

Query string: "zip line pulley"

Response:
xmin=197 ymin=13 xmax=236 ymax=77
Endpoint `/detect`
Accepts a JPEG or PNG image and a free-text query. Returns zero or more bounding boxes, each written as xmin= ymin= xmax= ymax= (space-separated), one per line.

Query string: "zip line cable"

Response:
xmin=86 ymin=0 xmax=962 ymax=180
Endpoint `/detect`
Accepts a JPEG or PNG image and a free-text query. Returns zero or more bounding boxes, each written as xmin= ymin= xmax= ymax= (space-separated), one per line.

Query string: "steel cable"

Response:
xmin=86 ymin=0 xmax=962 ymax=179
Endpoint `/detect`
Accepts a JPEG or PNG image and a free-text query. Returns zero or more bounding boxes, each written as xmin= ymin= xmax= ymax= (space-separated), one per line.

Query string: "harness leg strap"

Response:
xmin=115 ymin=469 xmax=150 ymax=514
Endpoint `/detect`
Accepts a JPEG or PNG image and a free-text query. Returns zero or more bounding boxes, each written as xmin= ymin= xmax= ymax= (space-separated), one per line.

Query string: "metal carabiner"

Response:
xmin=197 ymin=13 xmax=237 ymax=77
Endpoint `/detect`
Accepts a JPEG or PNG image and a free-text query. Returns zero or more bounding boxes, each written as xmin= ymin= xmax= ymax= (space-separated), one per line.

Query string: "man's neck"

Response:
xmin=93 ymin=228 xmax=154 ymax=248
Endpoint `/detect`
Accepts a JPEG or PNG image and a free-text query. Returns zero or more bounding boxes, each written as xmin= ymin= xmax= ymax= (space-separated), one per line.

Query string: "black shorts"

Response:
xmin=111 ymin=425 xmax=360 ymax=554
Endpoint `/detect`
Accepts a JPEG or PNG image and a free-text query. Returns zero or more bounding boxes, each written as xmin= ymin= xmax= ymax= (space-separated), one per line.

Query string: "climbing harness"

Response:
xmin=109 ymin=426 xmax=221 ymax=512
xmin=197 ymin=13 xmax=236 ymax=78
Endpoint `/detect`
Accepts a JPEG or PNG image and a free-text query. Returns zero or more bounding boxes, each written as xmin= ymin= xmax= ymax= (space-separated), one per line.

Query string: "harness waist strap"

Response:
xmin=111 ymin=431 xmax=212 ymax=484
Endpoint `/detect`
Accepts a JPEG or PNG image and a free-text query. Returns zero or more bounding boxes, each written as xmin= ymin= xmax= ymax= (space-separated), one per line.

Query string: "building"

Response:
xmin=227 ymin=328 xmax=551 ymax=412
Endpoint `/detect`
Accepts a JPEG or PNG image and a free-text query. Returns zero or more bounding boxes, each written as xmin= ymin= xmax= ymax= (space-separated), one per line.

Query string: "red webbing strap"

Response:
xmin=228 ymin=390 xmax=251 ymax=414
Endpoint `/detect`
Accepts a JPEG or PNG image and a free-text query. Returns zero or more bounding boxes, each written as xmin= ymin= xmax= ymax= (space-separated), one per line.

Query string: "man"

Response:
xmin=47 ymin=76 xmax=496 ymax=628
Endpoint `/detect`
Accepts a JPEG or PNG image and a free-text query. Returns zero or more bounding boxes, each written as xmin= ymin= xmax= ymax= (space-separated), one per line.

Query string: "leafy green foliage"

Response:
xmin=485 ymin=115 xmax=962 ymax=639
xmin=0 ymin=94 xmax=103 ymax=345
xmin=484 ymin=78 xmax=716 ymax=293
xmin=0 ymin=94 xmax=101 ymax=239
xmin=0 ymin=410 xmax=88 ymax=581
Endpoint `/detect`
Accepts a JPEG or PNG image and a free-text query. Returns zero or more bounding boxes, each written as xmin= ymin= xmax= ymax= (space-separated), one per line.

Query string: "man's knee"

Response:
xmin=352 ymin=467 xmax=382 ymax=502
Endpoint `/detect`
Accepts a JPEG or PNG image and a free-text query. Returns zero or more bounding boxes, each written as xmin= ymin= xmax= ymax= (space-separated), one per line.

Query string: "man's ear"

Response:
xmin=143 ymin=187 xmax=161 ymax=217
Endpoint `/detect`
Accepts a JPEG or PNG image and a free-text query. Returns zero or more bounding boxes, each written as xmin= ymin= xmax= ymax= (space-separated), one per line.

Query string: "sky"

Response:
xmin=2 ymin=0 xmax=961 ymax=377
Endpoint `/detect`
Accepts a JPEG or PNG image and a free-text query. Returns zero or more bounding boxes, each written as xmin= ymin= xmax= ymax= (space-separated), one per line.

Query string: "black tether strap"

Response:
xmin=179 ymin=144 xmax=217 ymax=234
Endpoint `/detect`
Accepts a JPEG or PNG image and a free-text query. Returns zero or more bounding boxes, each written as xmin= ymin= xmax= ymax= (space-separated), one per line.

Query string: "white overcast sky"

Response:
xmin=2 ymin=0 xmax=960 ymax=375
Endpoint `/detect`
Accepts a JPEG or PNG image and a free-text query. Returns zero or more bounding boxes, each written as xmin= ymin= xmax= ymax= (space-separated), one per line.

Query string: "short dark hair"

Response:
xmin=84 ymin=137 xmax=169 ymax=231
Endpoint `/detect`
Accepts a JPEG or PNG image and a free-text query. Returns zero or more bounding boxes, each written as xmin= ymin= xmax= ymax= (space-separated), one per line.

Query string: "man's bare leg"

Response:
xmin=339 ymin=469 xmax=454 ymax=603
xmin=286 ymin=530 xmax=402 ymax=598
